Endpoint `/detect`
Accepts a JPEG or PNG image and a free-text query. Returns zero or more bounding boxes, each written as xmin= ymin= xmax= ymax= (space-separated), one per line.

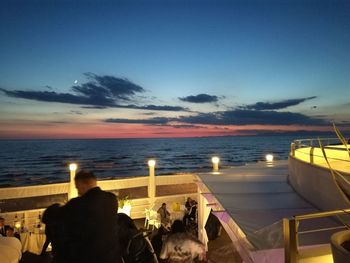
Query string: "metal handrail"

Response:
xmin=284 ymin=208 xmax=350 ymax=263
xmin=290 ymin=138 xmax=350 ymax=166
xmin=293 ymin=138 xmax=345 ymax=147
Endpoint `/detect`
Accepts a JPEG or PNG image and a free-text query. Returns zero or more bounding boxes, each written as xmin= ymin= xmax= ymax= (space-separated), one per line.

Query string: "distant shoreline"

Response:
xmin=0 ymin=131 xmax=339 ymax=141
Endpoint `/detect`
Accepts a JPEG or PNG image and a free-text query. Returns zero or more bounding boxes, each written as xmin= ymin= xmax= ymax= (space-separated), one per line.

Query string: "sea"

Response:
xmin=0 ymin=135 xmax=320 ymax=187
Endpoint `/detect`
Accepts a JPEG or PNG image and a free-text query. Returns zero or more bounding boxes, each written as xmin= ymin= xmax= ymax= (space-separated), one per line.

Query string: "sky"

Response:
xmin=0 ymin=0 xmax=349 ymax=139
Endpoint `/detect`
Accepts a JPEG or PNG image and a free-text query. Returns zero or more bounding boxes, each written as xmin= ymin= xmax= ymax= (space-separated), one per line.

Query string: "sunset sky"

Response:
xmin=1 ymin=0 xmax=349 ymax=139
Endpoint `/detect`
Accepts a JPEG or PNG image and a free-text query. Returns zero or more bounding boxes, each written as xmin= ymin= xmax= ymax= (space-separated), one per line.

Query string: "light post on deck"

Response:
xmin=148 ymin=159 xmax=156 ymax=208
xmin=211 ymin=156 xmax=220 ymax=172
xmin=69 ymin=163 xmax=78 ymax=199
xmin=265 ymin=154 xmax=274 ymax=162
xmin=265 ymin=154 xmax=274 ymax=167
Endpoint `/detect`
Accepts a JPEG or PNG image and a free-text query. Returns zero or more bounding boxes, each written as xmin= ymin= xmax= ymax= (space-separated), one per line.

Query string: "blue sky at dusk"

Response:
xmin=0 ymin=0 xmax=349 ymax=139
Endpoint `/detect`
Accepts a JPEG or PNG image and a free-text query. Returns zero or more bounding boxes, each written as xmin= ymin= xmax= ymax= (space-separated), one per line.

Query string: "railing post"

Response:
xmin=68 ymin=163 xmax=78 ymax=199
xmin=310 ymin=147 xmax=314 ymax=164
xmin=211 ymin=156 xmax=220 ymax=172
xmin=291 ymin=143 xmax=295 ymax=156
xmin=283 ymin=218 xmax=298 ymax=263
xmin=148 ymin=160 xmax=156 ymax=208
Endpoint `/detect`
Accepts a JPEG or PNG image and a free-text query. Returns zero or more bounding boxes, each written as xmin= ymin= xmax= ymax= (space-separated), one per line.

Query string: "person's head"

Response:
xmin=42 ymin=203 xmax=62 ymax=224
xmin=187 ymin=197 xmax=192 ymax=202
xmin=115 ymin=213 xmax=137 ymax=241
xmin=115 ymin=213 xmax=137 ymax=230
xmin=171 ymin=220 xmax=185 ymax=234
xmin=0 ymin=217 xmax=5 ymax=227
xmin=6 ymin=226 xmax=15 ymax=237
xmin=74 ymin=170 xmax=97 ymax=196
xmin=161 ymin=203 xmax=166 ymax=209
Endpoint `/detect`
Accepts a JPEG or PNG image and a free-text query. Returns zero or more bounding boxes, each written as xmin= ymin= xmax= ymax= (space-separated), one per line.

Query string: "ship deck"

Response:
xmin=20 ymin=218 xmax=239 ymax=263
xmin=197 ymin=160 xmax=341 ymax=262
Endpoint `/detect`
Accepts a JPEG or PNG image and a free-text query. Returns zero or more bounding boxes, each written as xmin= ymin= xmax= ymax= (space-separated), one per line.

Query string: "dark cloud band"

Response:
xmin=241 ymin=96 xmax=317 ymax=110
xmin=0 ymin=74 xmax=187 ymax=112
xmin=104 ymin=109 xmax=328 ymax=126
xmin=179 ymin=94 xmax=218 ymax=103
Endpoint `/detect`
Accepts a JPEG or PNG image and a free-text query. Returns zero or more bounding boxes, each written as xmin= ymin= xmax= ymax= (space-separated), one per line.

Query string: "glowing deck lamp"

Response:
xmin=14 ymin=221 xmax=21 ymax=229
xmin=265 ymin=154 xmax=274 ymax=162
xmin=69 ymin=163 xmax=78 ymax=199
xmin=148 ymin=159 xmax=156 ymax=167
xmin=148 ymin=159 xmax=156 ymax=207
xmin=211 ymin=156 xmax=220 ymax=172
xmin=69 ymin=163 xmax=77 ymax=172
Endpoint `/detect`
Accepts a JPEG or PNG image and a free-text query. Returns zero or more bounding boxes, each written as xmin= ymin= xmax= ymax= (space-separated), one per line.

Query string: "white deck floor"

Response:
xmin=198 ymin=160 xmax=340 ymax=262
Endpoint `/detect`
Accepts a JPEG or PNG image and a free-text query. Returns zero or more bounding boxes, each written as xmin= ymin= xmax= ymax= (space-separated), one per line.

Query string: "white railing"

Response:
xmin=0 ymin=173 xmax=198 ymax=230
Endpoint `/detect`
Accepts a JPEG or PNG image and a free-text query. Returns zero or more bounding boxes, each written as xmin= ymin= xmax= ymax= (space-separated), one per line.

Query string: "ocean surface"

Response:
xmin=0 ymin=135 xmax=310 ymax=187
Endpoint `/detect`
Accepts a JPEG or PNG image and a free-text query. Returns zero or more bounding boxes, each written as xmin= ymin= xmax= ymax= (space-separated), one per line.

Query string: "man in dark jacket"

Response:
xmin=63 ymin=170 xmax=121 ymax=263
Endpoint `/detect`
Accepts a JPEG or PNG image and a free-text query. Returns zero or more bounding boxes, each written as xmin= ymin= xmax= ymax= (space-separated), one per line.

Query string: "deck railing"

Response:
xmin=283 ymin=209 xmax=350 ymax=263
xmin=0 ymin=157 xmax=225 ymax=232
xmin=290 ymin=138 xmax=350 ymax=168
xmin=0 ymin=173 xmax=198 ymax=232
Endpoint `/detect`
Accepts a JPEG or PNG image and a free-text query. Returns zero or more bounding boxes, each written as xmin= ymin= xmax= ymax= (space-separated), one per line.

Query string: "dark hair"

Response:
xmin=162 ymin=203 xmax=166 ymax=206
xmin=115 ymin=213 xmax=137 ymax=231
xmin=171 ymin=220 xmax=185 ymax=234
xmin=74 ymin=170 xmax=96 ymax=181
xmin=157 ymin=225 xmax=167 ymax=235
xmin=42 ymin=203 xmax=62 ymax=224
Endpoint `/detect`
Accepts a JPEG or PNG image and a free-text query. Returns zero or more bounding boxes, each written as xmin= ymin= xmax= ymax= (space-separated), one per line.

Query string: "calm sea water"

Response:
xmin=0 ymin=135 xmax=308 ymax=187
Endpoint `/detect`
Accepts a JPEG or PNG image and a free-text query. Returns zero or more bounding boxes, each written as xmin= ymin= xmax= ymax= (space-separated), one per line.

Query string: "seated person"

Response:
xmin=0 ymin=217 xmax=9 ymax=236
xmin=185 ymin=197 xmax=194 ymax=211
xmin=6 ymin=226 xmax=21 ymax=240
xmin=184 ymin=198 xmax=197 ymax=224
xmin=115 ymin=213 xmax=156 ymax=263
xmin=41 ymin=203 xmax=64 ymax=257
xmin=160 ymin=220 xmax=206 ymax=263
xmin=150 ymin=226 xmax=167 ymax=260
xmin=157 ymin=203 xmax=171 ymax=228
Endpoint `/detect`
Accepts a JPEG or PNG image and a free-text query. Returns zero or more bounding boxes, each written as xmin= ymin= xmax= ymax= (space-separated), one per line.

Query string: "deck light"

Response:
xmin=148 ymin=159 xmax=156 ymax=167
xmin=69 ymin=163 xmax=78 ymax=171
xmin=265 ymin=154 xmax=274 ymax=162
xmin=148 ymin=159 xmax=156 ymax=207
xmin=68 ymin=163 xmax=78 ymax=199
xmin=211 ymin=156 xmax=220 ymax=172
xmin=14 ymin=221 xmax=21 ymax=229
xmin=212 ymin=156 xmax=220 ymax=164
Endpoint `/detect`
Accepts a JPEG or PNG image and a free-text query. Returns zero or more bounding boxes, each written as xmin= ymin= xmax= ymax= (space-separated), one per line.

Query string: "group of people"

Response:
xmin=0 ymin=217 xmax=20 ymax=240
xmin=40 ymin=170 xmax=206 ymax=263
xmin=156 ymin=197 xmax=198 ymax=232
